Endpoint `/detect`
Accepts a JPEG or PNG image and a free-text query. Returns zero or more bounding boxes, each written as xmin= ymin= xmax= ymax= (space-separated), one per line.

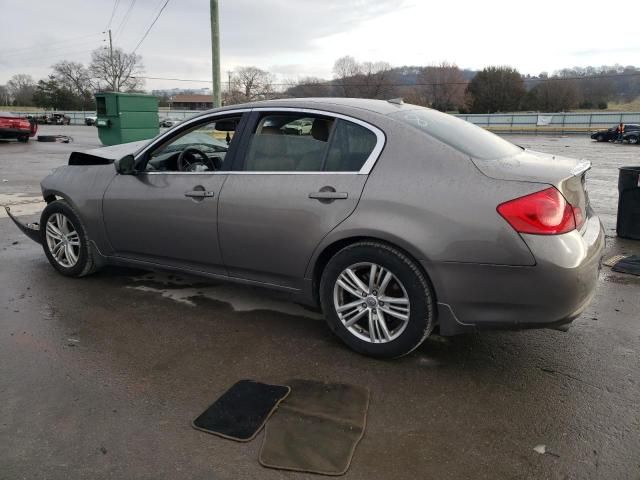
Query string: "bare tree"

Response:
xmin=7 ymin=74 xmax=36 ymax=106
xmin=226 ymin=67 xmax=275 ymax=103
xmin=332 ymin=56 xmax=362 ymax=97
xmin=89 ymin=47 xmax=144 ymax=92
xmin=418 ymin=62 xmax=468 ymax=111
xmin=358 ymin=61 xmax=393 ymax=99
xmin=52 ymin=61 xmax=94 ymax=97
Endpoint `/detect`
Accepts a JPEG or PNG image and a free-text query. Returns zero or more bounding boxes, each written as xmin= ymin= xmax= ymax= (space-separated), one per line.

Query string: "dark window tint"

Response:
xmin=244 ymin=114 xmax=333 ymax=172
xmin=325 ymin=120 xmax=377 ymax=172
xmin=389 ymin=108 xmax=521 ymax=160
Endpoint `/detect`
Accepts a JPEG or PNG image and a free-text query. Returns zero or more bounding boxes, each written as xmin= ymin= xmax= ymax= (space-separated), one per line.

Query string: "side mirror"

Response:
xmin=115 ymin=154 xmax=137 ymax=175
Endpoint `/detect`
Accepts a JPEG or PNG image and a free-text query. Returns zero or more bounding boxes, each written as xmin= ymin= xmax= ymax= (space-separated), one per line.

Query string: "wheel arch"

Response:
xmin=308 ymin=232 xmax=438 ymax=308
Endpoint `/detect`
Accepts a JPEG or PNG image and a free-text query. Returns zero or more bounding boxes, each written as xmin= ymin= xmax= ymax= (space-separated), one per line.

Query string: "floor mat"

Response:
xmin=192 ymin=380 xmax=290 ymax=442
xmin=612 ymin=255 xmax=640 ymax=276
xmin=259 ymin=379 xmax=369 ymax=476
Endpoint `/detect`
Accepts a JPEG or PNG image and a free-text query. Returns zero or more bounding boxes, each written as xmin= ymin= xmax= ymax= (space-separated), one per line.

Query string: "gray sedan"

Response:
xmin=7 ymin=98 xmax=604 ymax=358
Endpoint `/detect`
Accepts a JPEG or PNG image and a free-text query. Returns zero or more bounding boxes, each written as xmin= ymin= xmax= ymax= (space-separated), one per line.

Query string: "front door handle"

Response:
xmin=309 ymin=191 xmax=348 ymax=200
xmin=184 ymin=190 xmax=215 ymax=198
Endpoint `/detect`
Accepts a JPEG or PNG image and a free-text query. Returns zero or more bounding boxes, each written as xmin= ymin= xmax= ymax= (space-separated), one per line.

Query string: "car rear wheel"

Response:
xmin=320 ymin=241 xmax=435 ymax=358
xmin=18 ymin=135 xmax=29 ymax=143
xmin=41 ymin=200 xmax=98 ymax=277
xmin=596 ymin=134 xmax=604 ymax=142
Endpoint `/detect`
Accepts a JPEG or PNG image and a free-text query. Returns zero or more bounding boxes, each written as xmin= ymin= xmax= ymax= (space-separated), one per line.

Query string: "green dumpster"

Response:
xmin=95 ymin=92 xmax=159 ymax=146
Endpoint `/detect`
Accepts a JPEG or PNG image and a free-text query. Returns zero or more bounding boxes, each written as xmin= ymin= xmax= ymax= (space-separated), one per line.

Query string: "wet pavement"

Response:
xmin=1 ymin=128 xmax=639 ymax=479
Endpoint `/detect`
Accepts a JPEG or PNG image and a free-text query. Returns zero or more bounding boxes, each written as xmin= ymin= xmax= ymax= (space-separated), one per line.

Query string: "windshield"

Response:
xmin=389 ymin=107 xmax=521 ymax=160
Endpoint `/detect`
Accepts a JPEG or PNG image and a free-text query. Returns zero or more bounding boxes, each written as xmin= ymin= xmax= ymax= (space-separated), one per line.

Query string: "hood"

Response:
xmin=68 ymin=139 xmax=151 ymax=165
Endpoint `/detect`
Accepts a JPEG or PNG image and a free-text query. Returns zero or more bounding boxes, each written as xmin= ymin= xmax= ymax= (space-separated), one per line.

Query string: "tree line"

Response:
xmin=0 ymin=46 xmax=144 ymax=110
xmin=285 ymin=57 xmax=640 ymax=113
xmin=3 ymin=52 xmax=640 ymax=113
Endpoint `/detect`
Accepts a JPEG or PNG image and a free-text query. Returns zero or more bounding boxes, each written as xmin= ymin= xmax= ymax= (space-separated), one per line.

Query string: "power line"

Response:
xmin=133 ymin=71 xmax=640 ymax=87
xmin=114 ymin=0 xmax=137 ymax=40
xmin=105 ymin=0 xmax=122 ymax=31
xmin=132 ymin=0 xmax=171 ymax=54
xmin=0 ymin=33 xmax=102 ymax=58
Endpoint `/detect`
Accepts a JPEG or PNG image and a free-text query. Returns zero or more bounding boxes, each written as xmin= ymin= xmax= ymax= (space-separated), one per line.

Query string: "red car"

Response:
xmin=0 ymin=112 xmax=38 ymax=142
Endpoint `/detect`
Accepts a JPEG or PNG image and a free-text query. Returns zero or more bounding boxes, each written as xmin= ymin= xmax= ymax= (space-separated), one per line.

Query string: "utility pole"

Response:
xmin=108 ymin=29 xmax=113 ymax=60
xmin=210 ymin=0 xmax=221 ymax=108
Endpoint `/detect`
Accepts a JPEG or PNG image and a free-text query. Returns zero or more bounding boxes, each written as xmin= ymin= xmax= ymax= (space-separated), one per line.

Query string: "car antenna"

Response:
xmin=387 ymin=97 xmax=404 ymax=105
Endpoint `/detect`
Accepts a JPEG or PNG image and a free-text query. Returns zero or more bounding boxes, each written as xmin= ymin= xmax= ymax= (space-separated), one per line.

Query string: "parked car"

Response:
xmin=622 ymin=130 xmax=640 ymax=144
xmin=85 ymin=116 xmax=97 ymax=126
xmin=281 ymin=118 xmax=313 ymax=135
xmin=160 ymin=118 xmax=181 ymax=128
xmin=6 ymin=98 xmax=604 ymax=358
xmin=0 ymin=112 xmax=38 ymax=142
xmin=591 ymin=124 xmax=640 ymax=142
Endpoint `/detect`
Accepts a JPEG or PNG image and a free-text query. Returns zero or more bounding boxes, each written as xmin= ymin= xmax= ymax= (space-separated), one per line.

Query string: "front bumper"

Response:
xmin=429 ymin=215 xmax=605 ymax=335
xmin=0 ymin=128 xmax=31 ymax=139
xmin=4 ymin=206 xmax=42 ymax=244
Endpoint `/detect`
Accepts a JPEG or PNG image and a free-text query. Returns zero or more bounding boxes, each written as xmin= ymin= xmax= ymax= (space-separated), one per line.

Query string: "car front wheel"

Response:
xmin=320 ymin=241 xmax=435 ymax=358
xmin=627 ymin=135 xmax=639 ymax=145
xmin=41 ymin=200 xmax=98 ymax=277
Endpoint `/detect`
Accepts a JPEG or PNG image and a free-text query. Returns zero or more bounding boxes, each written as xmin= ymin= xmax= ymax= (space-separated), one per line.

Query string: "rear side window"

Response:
xmin=325 ymin=120 xmax=377 ymax=172
xmin=244 ymin=114 xmax=333 ymax=172
xmin=243 ymin=113 xmax=378 ymax=172
xmin=389 ymin=108 xmax=521 ymax=160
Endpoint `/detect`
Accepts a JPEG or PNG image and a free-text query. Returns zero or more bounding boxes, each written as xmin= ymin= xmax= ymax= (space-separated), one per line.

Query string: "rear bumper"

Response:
xmin=429 ymin=215 xmax=605 ymax=335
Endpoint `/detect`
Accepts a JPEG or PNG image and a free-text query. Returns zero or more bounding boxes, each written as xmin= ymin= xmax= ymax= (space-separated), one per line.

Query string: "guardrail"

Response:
xmin=7 ymin=109 xmax=640 ymax=133
xmin=455 ymin=112 xmax=640 ymax=134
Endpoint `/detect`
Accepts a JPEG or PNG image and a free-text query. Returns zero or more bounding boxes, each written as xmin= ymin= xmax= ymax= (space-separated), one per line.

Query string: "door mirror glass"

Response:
xmin=115 ymin=154 xmax=136 ymax=175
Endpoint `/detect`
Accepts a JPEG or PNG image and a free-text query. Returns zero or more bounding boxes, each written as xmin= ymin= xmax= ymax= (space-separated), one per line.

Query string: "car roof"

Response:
xmin=205 ymin=97 xmax=420 ymax=117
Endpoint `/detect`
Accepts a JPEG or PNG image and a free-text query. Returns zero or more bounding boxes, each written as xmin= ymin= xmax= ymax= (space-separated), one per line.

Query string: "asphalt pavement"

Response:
xmin=1 ymin=127 xmax=639 ymax=479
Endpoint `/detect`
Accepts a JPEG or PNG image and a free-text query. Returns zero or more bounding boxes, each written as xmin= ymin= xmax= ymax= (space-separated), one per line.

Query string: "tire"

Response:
xmin=596 ymin=134 xmax=604 ymax=142
xmin=40 ymin=200 xmax=98 ymax=277
xmin=319 ymin=241 xmax=435 ymax=358
xmin=18 ymin=135 xmax=29 ymax=143
xmin=37 ymin=135 xmax=57 ymax=142
xmin=627 ymin=135 xmax=638 ymax=145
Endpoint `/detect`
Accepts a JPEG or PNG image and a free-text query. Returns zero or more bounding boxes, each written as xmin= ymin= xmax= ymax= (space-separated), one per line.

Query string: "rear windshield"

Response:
xmin=0 ymin=112 xmax=18 ymax=118
xmin=388 ymin=108 xmax=521 ymax=160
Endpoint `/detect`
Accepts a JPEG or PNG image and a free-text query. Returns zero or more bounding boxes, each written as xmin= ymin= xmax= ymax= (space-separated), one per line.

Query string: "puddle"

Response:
xmin=128 ymin=272 xmax=322 ymax=320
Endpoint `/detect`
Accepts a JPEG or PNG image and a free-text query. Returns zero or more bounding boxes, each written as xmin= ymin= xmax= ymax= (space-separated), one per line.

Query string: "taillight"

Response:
xmin=497 ymin=187 xmax=579 ymax=235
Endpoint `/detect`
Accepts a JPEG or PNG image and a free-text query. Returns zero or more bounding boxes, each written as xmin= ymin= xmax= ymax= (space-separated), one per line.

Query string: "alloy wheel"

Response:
xmin=45 ymin=213 xmax=80 ymax=268
xmin=333 ymin=262 xmax=410 ymax=343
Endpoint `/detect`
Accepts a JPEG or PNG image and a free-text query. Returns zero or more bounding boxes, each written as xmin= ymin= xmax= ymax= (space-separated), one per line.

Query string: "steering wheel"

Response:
xmin=177 ymin=146 xmax=216 ymax=172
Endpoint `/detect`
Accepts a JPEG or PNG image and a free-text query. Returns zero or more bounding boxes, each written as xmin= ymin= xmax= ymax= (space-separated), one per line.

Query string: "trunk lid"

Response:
xmin=472 ymin=149 xmax=593 ymax=229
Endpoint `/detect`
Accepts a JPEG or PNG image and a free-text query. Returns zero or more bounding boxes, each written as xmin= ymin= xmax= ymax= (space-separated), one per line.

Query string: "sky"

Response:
xmin=1 ymin=0 xmax=639 ymax=91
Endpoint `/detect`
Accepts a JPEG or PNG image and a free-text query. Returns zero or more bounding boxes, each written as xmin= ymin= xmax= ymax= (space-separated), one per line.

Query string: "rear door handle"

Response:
xmin=309 ymin=191 xmax=348 ymax=200
xmin=184 ymin=190 xmax=215 ymax=198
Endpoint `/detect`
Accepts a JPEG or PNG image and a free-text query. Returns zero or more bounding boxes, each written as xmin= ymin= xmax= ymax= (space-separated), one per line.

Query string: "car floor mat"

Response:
xmin=612 ymin=255 xmax=640 ymax=276
xmin=192 ymin=380 xmax=290 ymax=442
xmin=259 ymin=379 xmax=369 ymax=476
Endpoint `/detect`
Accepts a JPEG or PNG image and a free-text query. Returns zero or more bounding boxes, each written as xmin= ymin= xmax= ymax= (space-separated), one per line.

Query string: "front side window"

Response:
xmin=146 ymin=116 xmax=241 ymax=172
xmin=243 ymin=113 xmax=379 ymax=172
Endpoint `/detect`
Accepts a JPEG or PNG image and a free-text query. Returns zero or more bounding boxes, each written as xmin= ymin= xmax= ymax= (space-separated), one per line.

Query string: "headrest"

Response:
xmin=311 ymin=119 xmax=330 ymax=142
